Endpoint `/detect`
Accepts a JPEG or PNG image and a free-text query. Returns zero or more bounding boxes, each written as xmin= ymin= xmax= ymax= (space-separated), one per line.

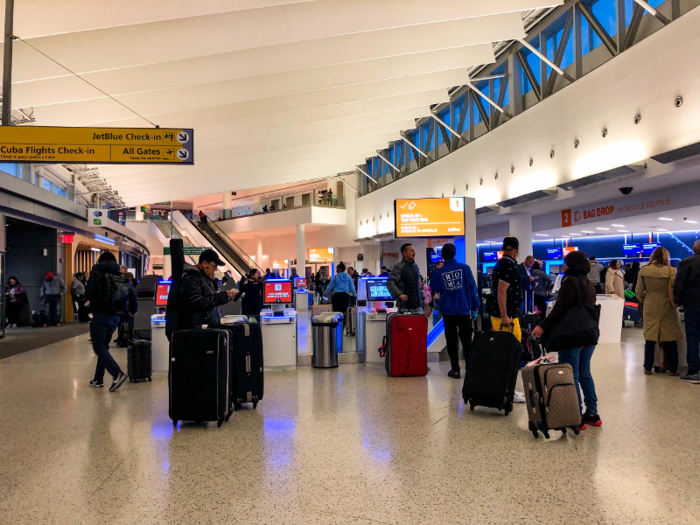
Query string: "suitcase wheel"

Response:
xmin=147 ymin=377 xmax=152 ymax=382
xmin=225 ymin=412 xmax=231 ymax=422
xmin=469 ymin=402 xmax=475 ymax=411
xmin=234 ymin=402 xmax=242 ymax=411
xmin=172 ymin=420 xmax=179 ymax=427
xmin=532 ymin=430 xmax=539 ymax=439
xmin=217 ymin=419 xmax=223 ymax=428
xmin=253 ymin=395 xmax=259 ymax=409
xmin=573 ymin=428 xmax=580 ymax=436
xmin=504 ymin=410 xmax=510 ymax=416
xmin=561 ymin=428 xmax=567 ymax=435
xmin=130 ymin=379 xmax=137 ymax=383
xmin=543 ymin=431 xmax=551 ymax=440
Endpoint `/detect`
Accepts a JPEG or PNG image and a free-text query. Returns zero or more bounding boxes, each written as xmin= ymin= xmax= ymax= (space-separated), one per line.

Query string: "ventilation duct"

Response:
xmin=497 ymin=189 xmax=556 ymax=208
xmin=651 ymin=141 xmax=700 ymax=164
xmin=557 ymin=165 xmax=640 ymax=191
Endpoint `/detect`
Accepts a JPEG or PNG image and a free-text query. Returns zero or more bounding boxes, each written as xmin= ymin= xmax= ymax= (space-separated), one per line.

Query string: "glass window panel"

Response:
xmin=592 ymin=0 xmax=618 ymax=37
xmin=42 ymin=178 xmax=52 ymax=191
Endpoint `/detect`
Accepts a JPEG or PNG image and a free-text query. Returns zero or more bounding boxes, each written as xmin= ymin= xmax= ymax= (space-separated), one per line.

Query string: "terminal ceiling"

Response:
xmin=2 ymin=0 xmax=561 ymax=205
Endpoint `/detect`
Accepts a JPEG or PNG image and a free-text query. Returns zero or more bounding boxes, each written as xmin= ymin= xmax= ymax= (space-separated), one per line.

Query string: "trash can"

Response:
xmin=312 ymin=312 xmax=343 ymax=368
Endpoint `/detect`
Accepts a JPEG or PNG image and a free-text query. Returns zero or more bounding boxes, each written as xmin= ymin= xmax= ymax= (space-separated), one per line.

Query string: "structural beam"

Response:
xmin=518 ymin=37 xmax=575 ymax=83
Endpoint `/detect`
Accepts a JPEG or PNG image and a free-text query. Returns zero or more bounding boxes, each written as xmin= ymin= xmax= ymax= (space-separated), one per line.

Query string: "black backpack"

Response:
xmin=599 ymin=267 xmax=608 ymax=284
xmin=92 ymin=271 xmax=131 ymax=314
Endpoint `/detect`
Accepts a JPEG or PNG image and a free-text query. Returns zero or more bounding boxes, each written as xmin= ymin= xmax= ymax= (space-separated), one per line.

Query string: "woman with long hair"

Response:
xmin=4 ymin=276 xmax=27 ymax=328
xmin=635 ymin=247 xmax=683 ymax=376
xmin=605 ymin=259 xmax=625 ymax=298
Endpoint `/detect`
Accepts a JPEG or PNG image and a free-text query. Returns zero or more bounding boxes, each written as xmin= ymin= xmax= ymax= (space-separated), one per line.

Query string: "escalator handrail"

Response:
xmin=190 ymin=215 xmax=263 ymax=274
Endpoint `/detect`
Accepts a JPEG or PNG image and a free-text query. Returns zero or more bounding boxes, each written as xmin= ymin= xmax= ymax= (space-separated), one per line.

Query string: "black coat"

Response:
xmin=179 ymin=264 xmax=229 ymax=329
xmin=236 ymin=278 xmax=264 ymax=317
xmin=674 ymin=253 xmax=700 ymax=309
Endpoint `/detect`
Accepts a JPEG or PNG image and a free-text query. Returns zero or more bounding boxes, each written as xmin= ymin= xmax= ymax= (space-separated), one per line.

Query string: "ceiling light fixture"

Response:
xmin=686 ymin=219 xmax=699 ymax=224
xmin=611 ymin=224 xmax=625 ymax=227
xmin=581 ymin=230 xmax=594 ymax=234
xmin=567 ymin=233 xmax=582 ymax=236
xmin=535 ymin=234 xmax=549 ymax=237
xmin=658 ymin=217 xmax=673 ymax=221
xmin=596 ymin=227 xmax=610 ymax=230
xmin=617 ymin=230 xmax=629 ymax=233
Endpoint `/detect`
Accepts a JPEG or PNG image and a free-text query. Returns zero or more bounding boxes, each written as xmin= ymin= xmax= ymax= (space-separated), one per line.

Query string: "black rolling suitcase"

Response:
xmin=128 ymin=339 xmax=152 ymax=382
xmin=222 ymin=316 xmax=264 ymax=410
xmin=462 ymin=329 xmax=522 ymax=415
xmin=169 ymin=329 xmax=232 ymax=427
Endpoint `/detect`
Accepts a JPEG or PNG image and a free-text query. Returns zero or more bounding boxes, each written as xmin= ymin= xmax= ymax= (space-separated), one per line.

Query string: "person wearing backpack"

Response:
xmin=532 ymin=250 xmax=601 ymax=430
xmin=85 ymin=251 xmax=136 ymax=391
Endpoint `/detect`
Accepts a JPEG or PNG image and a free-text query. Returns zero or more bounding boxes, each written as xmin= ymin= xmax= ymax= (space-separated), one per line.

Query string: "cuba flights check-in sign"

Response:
xmin=395 ymin=197 xmax=465 ymax=237
xmin=0 ymin=126 xmax=194 ymax=165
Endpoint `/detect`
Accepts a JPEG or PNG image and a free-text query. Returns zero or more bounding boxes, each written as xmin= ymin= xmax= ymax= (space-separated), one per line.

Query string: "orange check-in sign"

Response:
xmin=395 ymin=198 xmax=465 ymax=237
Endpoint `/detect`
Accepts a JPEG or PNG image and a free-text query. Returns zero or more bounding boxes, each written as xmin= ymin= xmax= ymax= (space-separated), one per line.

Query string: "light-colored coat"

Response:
xmin=605 ymin=268 xmax=625 ymax=298
xmin=635 ymin=264 xmax=683 ymax=342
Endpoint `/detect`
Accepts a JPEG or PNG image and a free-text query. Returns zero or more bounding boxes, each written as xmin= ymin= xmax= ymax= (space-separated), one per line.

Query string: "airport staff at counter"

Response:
xmin=179 ymin=249 xmax=235 ymax=329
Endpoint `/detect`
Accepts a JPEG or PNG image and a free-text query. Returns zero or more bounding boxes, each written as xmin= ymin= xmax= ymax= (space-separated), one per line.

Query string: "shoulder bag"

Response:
xmin=667 ymin=266 xmax=678 ymax=308
xmin=544 ymin=277 xmax=601 ymax=352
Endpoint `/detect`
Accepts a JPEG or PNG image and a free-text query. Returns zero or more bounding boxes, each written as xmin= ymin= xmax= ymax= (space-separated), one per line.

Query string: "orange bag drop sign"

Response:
xmin=395 ymin=198 xmax=465 ymax=238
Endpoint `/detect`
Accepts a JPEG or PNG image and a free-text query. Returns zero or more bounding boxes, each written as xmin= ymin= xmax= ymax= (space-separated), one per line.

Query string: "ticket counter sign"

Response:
xmin=0 ymin=126 xmax=194 ymax=165
xmin=308 ymin=248 xmax=334 ymax=263
xmin=394 ymin=197 xmax=465 ymax=238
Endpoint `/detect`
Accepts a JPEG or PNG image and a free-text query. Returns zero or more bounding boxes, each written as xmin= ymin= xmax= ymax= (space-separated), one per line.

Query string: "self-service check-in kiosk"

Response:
xmin=260 ymin=279 xmax=297 ymax=371
xmin=293 ymin=277 xmax=310 ymax=313
xmin=149 ymin=279 xmax=171 ymax=373
xmin=358 ymin=277 xmax=397 ymax=366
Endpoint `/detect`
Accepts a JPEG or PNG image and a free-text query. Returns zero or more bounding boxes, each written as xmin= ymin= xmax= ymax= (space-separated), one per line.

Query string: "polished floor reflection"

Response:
xmin=1 ymin=329 xmax=698 ymax=524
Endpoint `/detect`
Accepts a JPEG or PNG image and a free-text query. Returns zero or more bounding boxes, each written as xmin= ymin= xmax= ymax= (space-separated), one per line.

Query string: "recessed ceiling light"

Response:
xmin=596 ymin=227 xmax=609 ymax=230
xmin=686 ymin=219 xmax=699 ymax=224
xmin=658 ymin=217 xmax=673 ymax=221
xmin=567 ymin=233 xmax=582 ymax=236
xmin=611 ymin=224 xmax=625 ymax=227
xmin=617 ymin=230 xmax=629 ymax=233
xmin=581 ymin=230 xmax=594 ymax=234
xmin=657 ymin=228 xmax=668 ymax=232
xmin=535 ymin=234 xmax=549 ymax=237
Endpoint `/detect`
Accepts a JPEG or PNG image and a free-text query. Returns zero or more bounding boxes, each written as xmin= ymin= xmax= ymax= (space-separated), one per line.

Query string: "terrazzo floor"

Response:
xmin=0 ymin=328 xmax=698 ymax=525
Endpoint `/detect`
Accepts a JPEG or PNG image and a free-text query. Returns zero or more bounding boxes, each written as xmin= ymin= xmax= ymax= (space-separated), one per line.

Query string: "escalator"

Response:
xmin=188 ymin=215 xmax=262 ymax=278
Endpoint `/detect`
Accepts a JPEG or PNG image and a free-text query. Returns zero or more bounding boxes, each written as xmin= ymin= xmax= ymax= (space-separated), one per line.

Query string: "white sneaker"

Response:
xmin=513 ymin=391 xmax=526 ymax=403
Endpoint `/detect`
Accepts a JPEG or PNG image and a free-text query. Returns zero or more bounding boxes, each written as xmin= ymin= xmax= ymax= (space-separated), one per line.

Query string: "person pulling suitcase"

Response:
xmin=429 ymin=243 xmax=480 ymax=379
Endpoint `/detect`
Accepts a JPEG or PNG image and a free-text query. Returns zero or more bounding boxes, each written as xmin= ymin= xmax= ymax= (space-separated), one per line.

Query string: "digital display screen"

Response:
xmin=308 ymin=248 xmax=334 ymax=263
xmin=155 ymin=282 xmax=171 ymax=306
xmin=264 ymin=280 xmax=293 ymax=304
xmin=562 ymin=246 xmax=578 ymax=257
xmin=642 ymin=242 xmax=661 ymax=254
xmin=622 ymin=244 xmax=641 ymax=256
xmin=546 ymin=248 xmax=563 ymax=260
xmin=482 ymin=251 xmax=498 ymax=262
xmin=394 ymin=197 xmax=465 ymax=237
xmin=295 ymin=278 xmax=307 ymax=289
xmin=366 ymin=278 xmax=393 ymax=301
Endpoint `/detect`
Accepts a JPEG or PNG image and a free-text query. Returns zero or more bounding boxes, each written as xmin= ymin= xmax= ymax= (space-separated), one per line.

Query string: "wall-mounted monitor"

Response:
xmin=482 ymin=251 xmax=498 ymax=262
xmin=642 ymin=242 xmax=661 ymax=254
xmin=155 ymin=280 xmax=171 ymax=306
xmin=394 ymin=197 xmax=465 ymax=238
xmin=562 ymin=246 xmax=578 ymax=257
xmin=366 ymin=277 xmax=393 ymax=302
xmin=546 ymin=248 xmax=563 ymax=260
xmin=622 ymin=244 xmax=641 ymax=256
xmin=264 ymin=280 xmax=293 ymax=304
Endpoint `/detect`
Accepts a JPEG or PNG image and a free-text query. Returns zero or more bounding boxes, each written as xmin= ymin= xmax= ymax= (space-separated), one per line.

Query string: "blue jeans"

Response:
xmin=90 ymin=312 xmax=122 ymax=382
xmin=685 ymin=307 xmax=700 ymax=375
xmin=557 ymin=345 xmax=598 ymax=416
xmin=44 ymin=295 xmax=62 ymax=325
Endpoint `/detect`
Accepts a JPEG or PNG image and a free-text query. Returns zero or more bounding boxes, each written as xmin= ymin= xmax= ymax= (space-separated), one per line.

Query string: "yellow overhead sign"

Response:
xmin=0 ymin=126 xmax=194 ymax=165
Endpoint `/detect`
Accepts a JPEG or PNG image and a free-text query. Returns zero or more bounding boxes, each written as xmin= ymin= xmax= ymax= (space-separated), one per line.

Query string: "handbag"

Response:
xmin=667 ymin=266 xmax=678 ymax=308
xmin=543 ymin=277 xmax=601 ymax=352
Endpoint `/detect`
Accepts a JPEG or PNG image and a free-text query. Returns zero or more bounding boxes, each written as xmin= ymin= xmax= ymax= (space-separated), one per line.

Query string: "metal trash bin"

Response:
xmin=311 ymin=312 xmax=343 ymax=368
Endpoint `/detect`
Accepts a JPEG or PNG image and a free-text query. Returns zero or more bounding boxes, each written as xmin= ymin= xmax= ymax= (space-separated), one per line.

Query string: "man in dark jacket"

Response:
xmin=429 ymin=243 xmax=479 ymax=379
xmin=179 ymin=249 xmax=235 ymax=329
xmin=673 ymin=240 xmax=700 ymax=383
xmin=86 ymin=252 xmax=136 ymax=391
xmin=519 ymin=255 xmax=536 ymax=313
xmin=387 ymin=243 xmax=423 ymax=313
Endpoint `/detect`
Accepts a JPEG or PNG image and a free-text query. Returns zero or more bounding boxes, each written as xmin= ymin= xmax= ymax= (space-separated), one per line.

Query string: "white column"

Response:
xmin=295 ymin=224 xmax=306 ymax=275
xmin=223 ymin=192 xmax=233 ymax=219
xmin=464 ymin=197 xmax=477 ymax=269
xmin=508 ymin=212 xmax=533 ymax=263
xmin=135 ymin=206 xmax=144 ymax=221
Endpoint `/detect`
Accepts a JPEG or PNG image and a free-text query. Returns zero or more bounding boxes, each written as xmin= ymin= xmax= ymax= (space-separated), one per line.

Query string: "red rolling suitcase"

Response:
xmin=385 ymin=312 xmax=428 ymax=377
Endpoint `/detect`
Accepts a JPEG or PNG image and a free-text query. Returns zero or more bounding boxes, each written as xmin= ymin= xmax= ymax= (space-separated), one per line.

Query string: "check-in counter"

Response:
xmin=151 ymin=314 xmax=169 ymax=372
xmin=362 ymin=307 xmax=397 ymax=366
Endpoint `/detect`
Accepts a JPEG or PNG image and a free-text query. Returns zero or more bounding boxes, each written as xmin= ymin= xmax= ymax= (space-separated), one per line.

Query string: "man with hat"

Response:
xmin=490 ymin=237 xmax=523 ymax=341
xmin=180 ymin=249 xmax=236 ymax=330
xmin=40 ymin=271 xmax=67 ymax=327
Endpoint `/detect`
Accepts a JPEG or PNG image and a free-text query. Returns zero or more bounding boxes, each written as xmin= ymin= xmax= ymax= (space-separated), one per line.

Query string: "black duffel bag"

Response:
xmin=543 ymin=277 xmax=601 ymax=351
